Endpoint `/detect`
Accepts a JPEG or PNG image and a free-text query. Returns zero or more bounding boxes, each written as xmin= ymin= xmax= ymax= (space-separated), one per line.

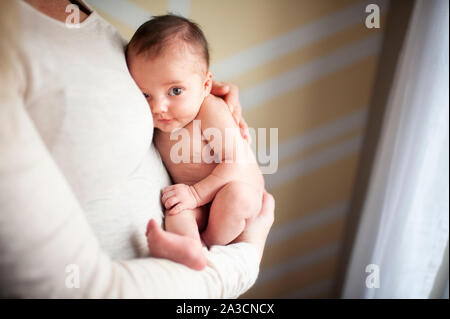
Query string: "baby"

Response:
xmin=126 ymin=15 xmax=264 ymax=270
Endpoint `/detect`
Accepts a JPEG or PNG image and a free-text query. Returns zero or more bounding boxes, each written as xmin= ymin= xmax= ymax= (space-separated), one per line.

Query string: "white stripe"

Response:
xmin=265 ymin=135 xmax=363 ymax=189
xmin=240 ymin=34 xmax=382 ymax=111
xmin=168 ymin=0 xmax=190 ymax=18
xmin=278 ymin=108 xmax=368 ymax=162
xmin=211 ymin=0 xmax=388 ymax=81
xmin=88 ymin=0 xmax=151 ymax=29
xmin=282 ymin=279 xmax=334 ymax=298
xmin=255 ymin=243 xmax=340 ymax=286
xmin=267 ymin=201 xmax=349 ymax=245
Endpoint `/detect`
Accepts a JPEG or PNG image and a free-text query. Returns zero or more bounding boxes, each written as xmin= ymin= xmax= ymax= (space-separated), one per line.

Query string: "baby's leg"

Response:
xmin=146 ymin=207 xmax=207 ymax=270
xmin=201 ymin=181 xmax=263 ymax=247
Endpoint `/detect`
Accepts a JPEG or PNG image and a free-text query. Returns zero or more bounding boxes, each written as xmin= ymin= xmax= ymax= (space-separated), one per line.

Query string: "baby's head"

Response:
xmin=126 ymin=14 xmax=212 ymax=132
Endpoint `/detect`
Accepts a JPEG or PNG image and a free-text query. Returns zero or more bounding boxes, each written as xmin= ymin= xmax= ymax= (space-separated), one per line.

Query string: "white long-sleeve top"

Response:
xmin=0 ymin=1 xmax=259 ymax=298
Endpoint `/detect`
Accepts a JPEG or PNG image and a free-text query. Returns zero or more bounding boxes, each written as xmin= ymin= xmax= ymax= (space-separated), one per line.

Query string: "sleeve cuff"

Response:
xmin=205 ymin=242 xmax=260 ymax=299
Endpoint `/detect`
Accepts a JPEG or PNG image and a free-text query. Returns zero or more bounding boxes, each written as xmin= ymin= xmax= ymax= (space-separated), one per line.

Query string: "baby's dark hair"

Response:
xmin=126 ymin=14 xmax=210 ymax=69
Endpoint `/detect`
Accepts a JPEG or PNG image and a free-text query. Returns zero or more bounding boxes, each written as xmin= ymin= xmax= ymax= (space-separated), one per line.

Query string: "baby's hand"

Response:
xmin=161 ymin=184 xmax=199 ymax=215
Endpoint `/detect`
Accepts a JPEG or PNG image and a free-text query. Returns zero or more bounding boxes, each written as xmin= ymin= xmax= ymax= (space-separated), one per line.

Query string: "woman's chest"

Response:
xmin=22 ymin=36 xmax=154 ymax=202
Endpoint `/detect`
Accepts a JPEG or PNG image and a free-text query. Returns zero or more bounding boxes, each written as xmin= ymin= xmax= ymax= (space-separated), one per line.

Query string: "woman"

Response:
xmin=0 ymin=0 xmax=274 ymax=298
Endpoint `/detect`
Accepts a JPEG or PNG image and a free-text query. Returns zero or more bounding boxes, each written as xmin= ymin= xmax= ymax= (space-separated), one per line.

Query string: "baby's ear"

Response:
xmin=204 ymin=71 xmax=213 ymax=96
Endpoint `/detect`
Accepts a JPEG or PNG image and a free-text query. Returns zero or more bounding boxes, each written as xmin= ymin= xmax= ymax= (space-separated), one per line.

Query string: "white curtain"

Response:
xmin=343 ymin=0 xmax=449 ymax=298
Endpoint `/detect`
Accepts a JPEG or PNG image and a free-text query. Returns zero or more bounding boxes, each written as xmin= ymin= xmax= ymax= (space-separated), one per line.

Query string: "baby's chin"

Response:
xmin=154 ymin=120 xmax=183 ymax=133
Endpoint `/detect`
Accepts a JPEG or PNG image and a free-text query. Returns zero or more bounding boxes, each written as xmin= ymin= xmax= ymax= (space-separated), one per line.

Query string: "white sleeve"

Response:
xmin=0 ymin=87 xmax=260 ymax=299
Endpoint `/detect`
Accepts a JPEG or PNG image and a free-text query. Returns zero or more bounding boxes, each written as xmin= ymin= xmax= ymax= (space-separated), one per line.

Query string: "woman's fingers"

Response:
xmin=224 ymin=84 xmax=241 ymax=115
xmin=239 ymin=119 xmax=251 ymax=144
xmin=210 ymin=80 xmax=229 ymax=97
xmin=249 ymin=191 xmax=275 ymax=231
xmin=259 ymin=191 xmax=275 ymax=224
xmin=224 ymin=84 xmax=251 ymax=143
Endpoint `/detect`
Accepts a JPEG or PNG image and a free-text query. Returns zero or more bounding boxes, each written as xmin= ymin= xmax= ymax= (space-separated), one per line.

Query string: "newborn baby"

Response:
xmin=126 ymin=15 xmax=264 ymax=270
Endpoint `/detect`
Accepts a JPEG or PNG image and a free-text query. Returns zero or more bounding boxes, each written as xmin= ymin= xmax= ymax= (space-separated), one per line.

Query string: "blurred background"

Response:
xmin=86 ymin=0 xmax=449 ymax=299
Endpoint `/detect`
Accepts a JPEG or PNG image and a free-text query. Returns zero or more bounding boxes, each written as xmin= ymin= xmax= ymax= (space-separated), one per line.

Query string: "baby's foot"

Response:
xmin=146 ymin=219 xmax=207 ymax=271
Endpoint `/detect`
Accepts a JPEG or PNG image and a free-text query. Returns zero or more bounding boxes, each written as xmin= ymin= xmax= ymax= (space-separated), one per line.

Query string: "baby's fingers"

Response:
xmin=168 ymin=203 xmax=185 ymax=215
xmin=161 ymin=190 xmax=176 ymax=203
xmin=164 ymin=196 xmax=179 ymax=209
xmin=162 ymin=185 xmax=177 ymax=194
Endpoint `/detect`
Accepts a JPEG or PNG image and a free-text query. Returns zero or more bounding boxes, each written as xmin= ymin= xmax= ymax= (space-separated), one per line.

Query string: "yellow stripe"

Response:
xmin=129 ymin=0 xmax=168 ymax=16
xmin=191 ymin=0 xmax=360 ymax=62
xmin=229 ymin=17 xmax=386 ymax=89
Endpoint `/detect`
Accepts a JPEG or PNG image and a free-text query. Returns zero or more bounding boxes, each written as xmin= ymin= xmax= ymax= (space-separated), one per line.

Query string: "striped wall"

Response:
xmin=87 ymin=0 xmax=389 ymax=298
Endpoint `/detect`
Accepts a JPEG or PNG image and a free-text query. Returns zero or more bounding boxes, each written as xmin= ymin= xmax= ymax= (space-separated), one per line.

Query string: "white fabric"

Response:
xmin=343 ymin=0 xmax=449 ymax=298
xmin=0 ymin=1 xmax=259 ymax=298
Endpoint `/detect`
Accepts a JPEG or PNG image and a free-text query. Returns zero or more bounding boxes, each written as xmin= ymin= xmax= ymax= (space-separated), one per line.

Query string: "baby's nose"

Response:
xmin=151 ymin=99 xmax=169 ymax=113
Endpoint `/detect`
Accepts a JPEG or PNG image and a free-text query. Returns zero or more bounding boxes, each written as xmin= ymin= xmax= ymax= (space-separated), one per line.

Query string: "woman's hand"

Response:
xmin=233 ymin=191 xmax=275 ymax=260
xmin=211 ymin=81 xmax=251 ymax=143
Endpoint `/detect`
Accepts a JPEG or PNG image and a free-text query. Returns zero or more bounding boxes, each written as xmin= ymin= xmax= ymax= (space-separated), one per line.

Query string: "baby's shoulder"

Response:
xmin=197 ymin=94 xmax=229 ymax=120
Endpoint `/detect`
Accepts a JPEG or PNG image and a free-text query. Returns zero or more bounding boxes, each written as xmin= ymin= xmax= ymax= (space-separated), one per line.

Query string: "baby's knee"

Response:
xmin=221 ymin=181 xmax=262 ymax=216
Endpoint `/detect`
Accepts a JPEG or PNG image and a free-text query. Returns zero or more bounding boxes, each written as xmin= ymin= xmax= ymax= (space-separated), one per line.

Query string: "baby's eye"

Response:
xmin=169 ymin=87 xmax=183 ymax=96
xmin=143 ymin=93 xmax=150 ymax=99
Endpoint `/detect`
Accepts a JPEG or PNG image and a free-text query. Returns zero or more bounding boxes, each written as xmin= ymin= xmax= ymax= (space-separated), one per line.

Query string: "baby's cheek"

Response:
xmin=170 ymin=103 xmax=190 ymax=119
